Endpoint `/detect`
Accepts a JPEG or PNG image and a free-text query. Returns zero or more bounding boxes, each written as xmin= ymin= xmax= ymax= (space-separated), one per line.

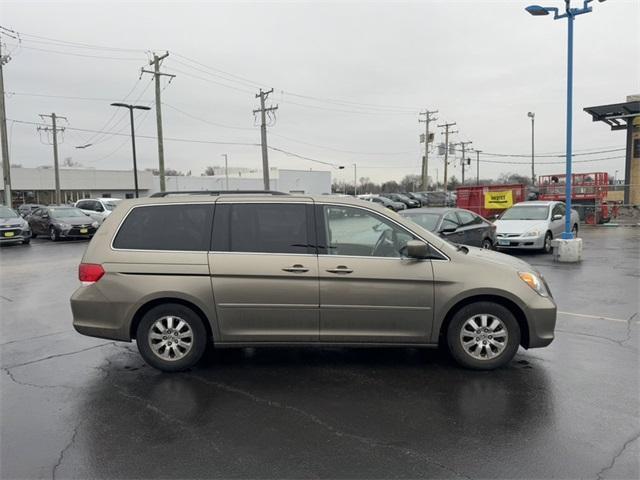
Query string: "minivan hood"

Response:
xmin=494 ymin=219 xmax=547 ymax=234
xmin=461 ymin=245 xmax=534 ymax=271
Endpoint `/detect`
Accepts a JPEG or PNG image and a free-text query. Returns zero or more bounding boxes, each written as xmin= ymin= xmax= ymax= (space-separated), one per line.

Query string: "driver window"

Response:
xmin=322 ymin=206 xmax=415 ymax=258
xmin=552 ymin=204 xmax=565 ymax=217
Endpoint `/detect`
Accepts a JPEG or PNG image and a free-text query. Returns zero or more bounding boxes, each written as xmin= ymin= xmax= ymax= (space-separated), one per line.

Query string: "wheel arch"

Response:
xmin=130 ymin=297 xmax=214 ymax=342
xmin=438 ymin=294 xmax=530 ymax=349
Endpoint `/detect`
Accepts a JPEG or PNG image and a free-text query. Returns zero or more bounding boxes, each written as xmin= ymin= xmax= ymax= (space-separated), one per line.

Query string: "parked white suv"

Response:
xmin=75 ymin=198 xmax=122 ymax=224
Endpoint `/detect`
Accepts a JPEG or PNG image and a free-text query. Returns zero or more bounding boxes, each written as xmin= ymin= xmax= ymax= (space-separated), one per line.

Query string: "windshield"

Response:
xmin=0 ymin=206 xmax=19 ymax=218
xmin=49 ymin=207 xmax=89 ymax=218
xmin=402 ymin=213 xmax=440 ymax=232
xmin=500 ymin=205 xmax=549 ymax=221
xmin=103 ymin=201 xmax=120 ymax=211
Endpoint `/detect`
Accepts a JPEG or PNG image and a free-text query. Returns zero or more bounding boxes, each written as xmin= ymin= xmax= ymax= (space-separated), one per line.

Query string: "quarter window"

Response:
xmin=212 ymin=203 xmax=310 ymax=254
xmin=320 ymin=205 xmax=415 ymax=258
xmin=113 ymin=204 xmax=213 ymax=251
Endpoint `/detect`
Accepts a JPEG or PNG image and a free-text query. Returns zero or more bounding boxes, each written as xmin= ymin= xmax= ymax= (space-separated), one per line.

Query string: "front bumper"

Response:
xmin=523 ymin=293 xmax=557 ymax=348
xmin=0 ymin=228 xmax=31 ymax=242
xmin=58 ymin=226 xmax=97 ymax=238
xmin=495 ymin=234 xmax=545 ymax=250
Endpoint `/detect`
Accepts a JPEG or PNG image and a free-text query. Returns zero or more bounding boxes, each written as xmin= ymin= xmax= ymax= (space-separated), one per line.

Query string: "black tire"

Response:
xmin=542 ymin=231 xmax=552 ymax=254
xmin=447 ymin=301 xmax=521 ymax=370
xmin=571 ymin=224 xmax=578 ymax=238
xmin=136 ymin=303 xmax=208 ymax=372
xmin=22 ymin=238 xmax=31 ymax=245
xmin=49 ymin=227 xmax=60 ymax=242
xmin=481 ymin=238 xmax=493 ymax=250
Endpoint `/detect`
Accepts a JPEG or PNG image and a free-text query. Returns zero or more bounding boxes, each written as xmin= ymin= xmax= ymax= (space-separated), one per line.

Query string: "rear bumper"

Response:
xmin=71 ymin=284 xmax=131 ymax=341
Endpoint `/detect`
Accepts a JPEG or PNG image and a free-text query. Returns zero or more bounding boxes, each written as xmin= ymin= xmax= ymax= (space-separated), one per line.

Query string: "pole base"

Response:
xmin=551 ymin=238 xmax=583 ymax=263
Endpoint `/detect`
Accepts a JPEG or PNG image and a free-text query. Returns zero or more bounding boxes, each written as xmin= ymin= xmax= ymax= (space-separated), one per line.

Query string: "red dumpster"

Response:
xmin=456 ymin=184 xmax=527 ymax=219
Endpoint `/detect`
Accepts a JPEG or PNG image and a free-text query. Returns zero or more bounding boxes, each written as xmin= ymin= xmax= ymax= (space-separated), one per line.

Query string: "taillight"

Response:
xmin=79 ymin=263 xmax=105 ymax=283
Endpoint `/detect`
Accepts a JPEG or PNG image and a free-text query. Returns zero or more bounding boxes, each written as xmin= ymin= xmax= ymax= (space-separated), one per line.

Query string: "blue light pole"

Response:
xmin=525 ymin=0 xmax=605 ymax=239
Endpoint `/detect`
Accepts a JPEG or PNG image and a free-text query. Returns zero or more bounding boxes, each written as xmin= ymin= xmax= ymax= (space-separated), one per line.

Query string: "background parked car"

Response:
xmin=401 ymin=192 xmax=426 ymax=207
xmin=359 ymin=195 xmax=406 ymax=211
xmin=28 ymin=206 xmax=99 ymax=241
xmin=380 ymin=193 xmax=420 ymax=208
xmin=0 ymin=206 xmax=32 ymax=245
xmin=400 ymin=207 xmax=496 ymax=249
xmin=493 ymin=201 xmax=580 ymax=253
xmin=75 ymin=198 xmax=122 ymax=224
xmin=17 ymin=203 xmax=45 ymax=219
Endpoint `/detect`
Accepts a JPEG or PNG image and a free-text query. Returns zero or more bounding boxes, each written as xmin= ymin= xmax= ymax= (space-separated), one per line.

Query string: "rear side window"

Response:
xmin=113 ymin=204 xmax=213 ymax=251
xmin=212 ymin=203 xmax=311 ymax=254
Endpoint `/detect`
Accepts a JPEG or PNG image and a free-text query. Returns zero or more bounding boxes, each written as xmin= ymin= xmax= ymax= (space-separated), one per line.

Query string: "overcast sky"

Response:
xmin=2 ymin=0 xmax=639 ymax=185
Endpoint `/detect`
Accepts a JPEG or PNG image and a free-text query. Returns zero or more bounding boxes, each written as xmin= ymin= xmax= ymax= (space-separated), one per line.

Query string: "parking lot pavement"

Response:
xmin=1 ymin=230 xmax=638 ymax=479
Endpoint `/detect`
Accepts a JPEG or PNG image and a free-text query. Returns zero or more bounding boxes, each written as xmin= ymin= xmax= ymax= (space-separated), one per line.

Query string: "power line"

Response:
xmin=162 ymin=102 xmax=255 ymax=131
xmin=1 ymin=42 xmax=143 ymax=61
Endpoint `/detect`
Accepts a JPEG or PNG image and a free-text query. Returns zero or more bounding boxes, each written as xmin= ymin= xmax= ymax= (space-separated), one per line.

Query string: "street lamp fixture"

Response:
xmin=110 ymin=103 xmax=151 ymax=198
xmin=524 ymin=0 xmax=606 ymax=239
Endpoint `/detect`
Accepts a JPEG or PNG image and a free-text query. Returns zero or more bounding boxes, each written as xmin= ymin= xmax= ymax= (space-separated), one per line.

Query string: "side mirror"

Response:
xmin=406 ymin=240 xmax=430 ymax=259
xmin=440 ymin=226 xmax=457 ymax=235
xmin=553 ymin=214 xmax=563 ymax=220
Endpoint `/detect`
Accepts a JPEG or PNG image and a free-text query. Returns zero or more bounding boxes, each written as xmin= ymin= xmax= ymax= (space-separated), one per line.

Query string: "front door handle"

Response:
xmin=282 ymin=264 xmax=309 ymax=273
xmin=326 ymin=265 xmax=353 ymax=274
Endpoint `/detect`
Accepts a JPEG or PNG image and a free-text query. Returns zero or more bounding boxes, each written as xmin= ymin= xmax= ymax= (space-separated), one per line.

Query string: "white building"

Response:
xmin=2 ymin=166 xmax=332 ymax=206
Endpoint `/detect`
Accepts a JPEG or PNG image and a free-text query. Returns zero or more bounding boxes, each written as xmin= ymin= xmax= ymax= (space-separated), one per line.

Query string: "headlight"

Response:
xmin=56 ymin=222 xmax=71 ymax=230
xmin=518 ymin=271 xmax=548 ymax=297
xmin=91 ymin=221 xmax=99 ymax=228
xmin=522 ymin=229 xmax=541 ymax=237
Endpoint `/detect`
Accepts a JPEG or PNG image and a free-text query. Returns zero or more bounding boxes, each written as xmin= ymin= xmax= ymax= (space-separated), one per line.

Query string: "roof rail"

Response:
xmin=149 ymin=190 xmax=289 ymax=198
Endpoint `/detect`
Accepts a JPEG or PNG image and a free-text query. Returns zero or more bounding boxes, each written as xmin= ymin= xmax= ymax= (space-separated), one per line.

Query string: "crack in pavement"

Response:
xmin=622 ymin=312 xmax=638 ymax=346
xmin=2 ymin=342 xmax=115 ymax=370
xmin=0 ymin=330 xmax=70 ymax=347
xmin=0 ymin=295 xmax=13 ymax=302
xmin=186 ymin=373 xmax=471 ymax=479
xmin=595 ymin=430 xmax=640 ymax=480
xmin=2 ymin=368 xmax=76 ymax=390
xmin=51 ymin=420 xmax=83 ymax=480
xmin=555 ymin=329 xmax=637 ymax=351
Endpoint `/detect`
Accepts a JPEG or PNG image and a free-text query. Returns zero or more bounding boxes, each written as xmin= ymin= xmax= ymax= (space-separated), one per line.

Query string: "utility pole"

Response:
xmin=353 ymin=163 xmax=357 ymax=196
xmin=253 ymin=89 xmax=278 ymax=190
xmin=221 ymin=154 xmax=229 ymax=190
xmin=0 ymin=40 xmax=11 ymax=206
xmin=418 ymin=109 xmax=437 ymax=190
xmin=527 ymin=112 xmax=536 ymax=185
xmin=437 ymin=122 xmax=456 ymax=193
xmin=459 ymin=141 xmax=473 ymax=185
xmin=37 ymin=113 xmax=66 ymax=204
xmin=475 ymin=150 xmax=482 ymax=185
xmin=141 ymin=52 xmax=175 ymax=192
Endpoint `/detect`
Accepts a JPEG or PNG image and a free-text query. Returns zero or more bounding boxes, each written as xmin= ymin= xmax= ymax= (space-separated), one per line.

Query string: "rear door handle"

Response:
xmin=326 ymin=265 xmax=353 ymax=274
xmin=282 ymin=264 xmax=309 ymax=273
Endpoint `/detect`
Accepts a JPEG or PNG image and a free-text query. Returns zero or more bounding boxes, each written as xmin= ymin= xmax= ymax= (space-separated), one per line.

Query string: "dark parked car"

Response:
xmin=401 ymin=192 xmax=426 ymax=207
xmin=400 ymin=207 xmax=496 ymax=249
xmin=0 ymin=206 xmax=32 ymax=245
xmin=17 ymin=203 xmax=45 ymax=218
xmin=28 ymin=206 xmax=99 ymax=241
xmin=381 ymin=193 xmax=420 ymax=208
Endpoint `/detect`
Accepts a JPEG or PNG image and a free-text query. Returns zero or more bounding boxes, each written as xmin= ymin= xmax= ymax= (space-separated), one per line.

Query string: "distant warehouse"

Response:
xmin=1 ymin=167 xmax=332 ymax=205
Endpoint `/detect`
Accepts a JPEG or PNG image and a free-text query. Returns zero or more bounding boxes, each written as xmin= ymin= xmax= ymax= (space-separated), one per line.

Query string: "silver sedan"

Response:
xmin=493 ymin=201 xmax=580 ymax=254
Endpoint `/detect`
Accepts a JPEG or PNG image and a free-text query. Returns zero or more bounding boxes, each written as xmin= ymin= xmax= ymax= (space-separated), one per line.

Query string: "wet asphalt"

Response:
xmin=0 ymin=227 xmax=638 ymax=479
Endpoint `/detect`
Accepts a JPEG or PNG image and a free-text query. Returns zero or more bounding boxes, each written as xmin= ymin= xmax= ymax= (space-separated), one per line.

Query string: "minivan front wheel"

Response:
xmin=136 ymin=303 xmax=208 ymax=372
xmin=447 ymin=301 xmax=521 ymax=370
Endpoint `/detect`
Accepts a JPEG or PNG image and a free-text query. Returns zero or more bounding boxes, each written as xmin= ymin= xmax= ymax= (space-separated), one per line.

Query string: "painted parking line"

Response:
xmin=558 ymin=311 xmax=638 ymax=324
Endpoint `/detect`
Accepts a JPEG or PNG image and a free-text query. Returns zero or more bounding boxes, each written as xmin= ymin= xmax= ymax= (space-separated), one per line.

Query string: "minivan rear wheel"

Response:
xmin=447 ymin=301 xmax=520 ymax=370
xmin=136 ymin=303 xmax=208 ymax=372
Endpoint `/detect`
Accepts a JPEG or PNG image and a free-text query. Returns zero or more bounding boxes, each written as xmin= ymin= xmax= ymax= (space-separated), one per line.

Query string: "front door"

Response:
xmin=209 ymin=201 xmax=319 ymax=342
xmin=317 ymin=204 xmax=434 ymax=343
xmin=550 ymin=203 xmax=565 ymax=237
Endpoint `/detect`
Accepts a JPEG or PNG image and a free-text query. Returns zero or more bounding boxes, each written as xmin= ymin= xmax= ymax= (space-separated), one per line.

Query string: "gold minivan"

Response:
xmin=71 ymin=193 xmax=556 ymax=371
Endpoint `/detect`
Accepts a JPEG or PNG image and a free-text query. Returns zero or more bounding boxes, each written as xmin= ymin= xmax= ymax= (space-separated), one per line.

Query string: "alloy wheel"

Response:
xmin=459 ymin=314 xmax=508 ymax=360
xmin=148 ymin=315 xmax=194 ymax=361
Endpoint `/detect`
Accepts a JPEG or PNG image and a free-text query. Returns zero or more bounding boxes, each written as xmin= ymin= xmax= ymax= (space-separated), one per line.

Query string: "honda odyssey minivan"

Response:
xmin=71 ymin=192 xmax=556 ymax=372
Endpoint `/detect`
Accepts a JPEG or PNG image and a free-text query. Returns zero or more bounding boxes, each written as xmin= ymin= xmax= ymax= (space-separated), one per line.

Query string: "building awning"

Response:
xmin=583 ymin=101 xmax=640 ymax=131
